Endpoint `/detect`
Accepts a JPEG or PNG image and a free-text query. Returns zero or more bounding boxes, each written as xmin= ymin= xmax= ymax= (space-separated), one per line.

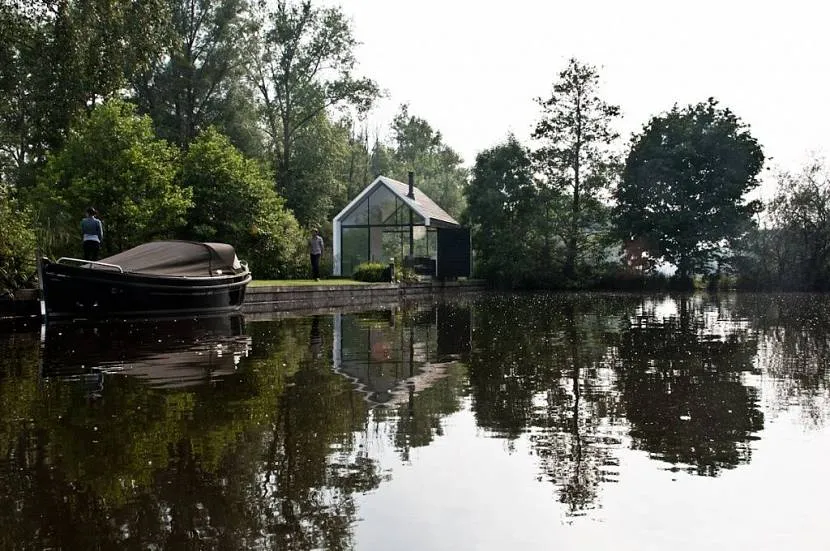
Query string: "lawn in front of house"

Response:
xmin=249 ymin=279 xmax=371 ymax=287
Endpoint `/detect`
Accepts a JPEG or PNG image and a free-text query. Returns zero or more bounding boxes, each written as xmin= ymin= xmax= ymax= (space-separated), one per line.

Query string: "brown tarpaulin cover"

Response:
xmin=98 ymin=241 xmax=242 ymax=276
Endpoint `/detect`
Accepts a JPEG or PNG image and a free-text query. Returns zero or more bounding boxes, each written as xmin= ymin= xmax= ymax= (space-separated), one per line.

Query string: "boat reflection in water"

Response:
xmin=41 ymin=314 xmax=251 ymax=390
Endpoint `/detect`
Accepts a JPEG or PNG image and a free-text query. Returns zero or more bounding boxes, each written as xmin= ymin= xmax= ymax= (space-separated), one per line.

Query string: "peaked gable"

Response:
xmin=334 ymin=175 xmax=459 ymax=227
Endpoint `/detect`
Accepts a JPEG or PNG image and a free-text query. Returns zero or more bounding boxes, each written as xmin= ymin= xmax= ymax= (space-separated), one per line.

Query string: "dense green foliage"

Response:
xmin=385 ymin=105 xmax=468 ymax=219
xmin=352 ymin=261 xmax=389 ymax=282
xmin=180 ymin=128 xmax=306 ymax=278
xmin=253 ymin=0 xmax=380 ymax=227
xmin=0 ymin=192 xmax=36 ymax=294
xmin=615 ymin=99 xmax=765 ymax=283
xmin=32 ymin=100 xmax=191 ymax=256
xmin=0 ymin=1 xmax=825 ymax=290
xmin=131 ymin=0 xmax=259 ymax=152
xmin=0 ymin=0 xmax=169 ymax=187
xmin=464 ymin=136 xmax=540 ymax=287
xmin=464 ymin=60 xmax=623 ymax=289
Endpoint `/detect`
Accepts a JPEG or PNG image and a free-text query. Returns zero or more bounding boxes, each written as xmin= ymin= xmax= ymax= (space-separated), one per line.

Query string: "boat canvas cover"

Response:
xmin=98 ymin=241 xmax=242 ymax=276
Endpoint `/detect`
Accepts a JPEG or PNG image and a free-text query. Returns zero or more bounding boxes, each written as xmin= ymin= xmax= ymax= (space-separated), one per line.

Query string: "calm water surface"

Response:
xmin=1 ymin=293 xmax=829 ymax=550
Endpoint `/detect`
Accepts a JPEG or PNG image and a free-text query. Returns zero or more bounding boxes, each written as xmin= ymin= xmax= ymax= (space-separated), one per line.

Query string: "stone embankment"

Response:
xmin=0 ymin=280 xmax=486 ymax=327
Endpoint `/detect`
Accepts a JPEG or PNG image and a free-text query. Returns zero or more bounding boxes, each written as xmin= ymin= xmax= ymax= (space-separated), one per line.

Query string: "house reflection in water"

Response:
xmin=332 ymin=303 xmax=472 ymax=405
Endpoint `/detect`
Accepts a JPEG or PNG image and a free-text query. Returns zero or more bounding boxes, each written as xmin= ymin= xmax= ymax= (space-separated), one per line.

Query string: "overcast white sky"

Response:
xmin=329 ymin=0 xmax=828 ymax=193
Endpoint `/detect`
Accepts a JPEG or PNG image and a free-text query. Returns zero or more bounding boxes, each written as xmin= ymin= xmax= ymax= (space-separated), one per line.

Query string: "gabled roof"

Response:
xmin=334 ymin=175 xmax=460 ymax=228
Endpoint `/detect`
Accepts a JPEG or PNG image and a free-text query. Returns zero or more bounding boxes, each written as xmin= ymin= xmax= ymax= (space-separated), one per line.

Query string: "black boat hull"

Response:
xmin=40 ymin=259 xmax=251 ymax=320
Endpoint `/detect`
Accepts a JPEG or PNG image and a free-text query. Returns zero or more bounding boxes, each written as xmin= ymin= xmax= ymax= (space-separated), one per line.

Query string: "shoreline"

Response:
xmin=0 ymin=280 xmax=486 ymax=330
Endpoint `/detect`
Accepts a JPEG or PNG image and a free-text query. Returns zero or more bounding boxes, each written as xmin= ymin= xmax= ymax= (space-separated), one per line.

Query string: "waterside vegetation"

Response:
xmin=1 ymin=1 xmax=828 ymax=294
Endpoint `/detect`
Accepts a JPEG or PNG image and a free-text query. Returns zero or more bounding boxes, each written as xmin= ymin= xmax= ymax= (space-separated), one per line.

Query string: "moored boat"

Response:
xmin=39 ymin=241 xmax=252 ymax=320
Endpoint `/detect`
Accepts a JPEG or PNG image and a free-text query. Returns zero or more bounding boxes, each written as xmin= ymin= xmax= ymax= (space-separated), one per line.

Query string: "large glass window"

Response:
xmin=382 ymin=228 xmax=407 ymax=264
xmin=341 ymin=200 xmax=368 ymax=226
xmin=368 ymin=185 xmax=398 ymax=224
xmin=399 ymin=200 xmax=426 ymax=226
xmin=338 ymin=183 xmax=439 ymax=276
xmin=341 ymin=185 xmax=426 ymax=228
xmin=341 ymin=227 xmax=369 ymax=276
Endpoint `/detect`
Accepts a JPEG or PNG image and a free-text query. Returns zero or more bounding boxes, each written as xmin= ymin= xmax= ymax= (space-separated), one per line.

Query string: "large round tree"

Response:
xmin=180 ymin=127 xmax=306 ymax=278
xmin=615 ymin=98 xmax=764 ymax=282
xmin=463 ymin=135 xmax=537 ymax=287
xmin=34 ymin=99 xmax=191 ymax=256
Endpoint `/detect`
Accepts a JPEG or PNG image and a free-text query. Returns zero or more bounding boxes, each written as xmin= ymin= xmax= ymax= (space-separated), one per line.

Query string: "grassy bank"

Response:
xmin=249 ymin=279 xmax=370 ymax=287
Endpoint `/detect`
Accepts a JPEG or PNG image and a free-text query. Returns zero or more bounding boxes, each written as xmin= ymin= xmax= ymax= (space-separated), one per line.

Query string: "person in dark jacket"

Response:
xmin=81 ymin=207 xmax=104 ymax=261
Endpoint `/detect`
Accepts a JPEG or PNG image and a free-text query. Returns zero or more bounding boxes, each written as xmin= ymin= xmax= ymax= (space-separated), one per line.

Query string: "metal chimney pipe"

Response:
xmin=407 ymin=171 xmax=415 ymax=199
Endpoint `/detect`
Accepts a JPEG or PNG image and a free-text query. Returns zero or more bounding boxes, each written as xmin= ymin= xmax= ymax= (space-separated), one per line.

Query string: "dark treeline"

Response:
xmin=466 ymin=60 xmax=829 ymax=291
xmin=0 ymin=1 xmax=827 ymax=292
xmin=0 ymin=0 xmax=466 ymax=290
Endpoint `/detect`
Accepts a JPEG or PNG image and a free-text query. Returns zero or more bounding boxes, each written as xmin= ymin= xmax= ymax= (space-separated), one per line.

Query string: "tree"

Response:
xmin=770 ymin=159 xmax=830 ymax=290
xmin=389 ymin=104 xmax=467 ymax=219
xmin=131 ymin=0 xmax=261 ymax=152
xmin=533 ymin=58 xmax=621 ymax=279
xmin=0 ymin=4 xmax=38 ymax=187
xmin=463 ymin=135 xmax=538 ymax=286
xmin=33 ymin=99 xmax=191 ymax=256
xmin=369 ymin=136 xmax=395 ymax=180
xmin=279 ymin=111 xmax=350 ymax=228
xmin=615 ymin=98 xmax=764 ymax=282
xmin=180 ymin=127 xmax=306 ymax=278
xmin=0 ymin=190 xmax=36 ymax=294
xmin=0 ymin=0 xmax=170 ymax=188
xmin=252 ymin=0 xmax=379 ymax=224
xmin=738 ymin=158 xmax=830 ymax=291
xmin=338 ymin=119 xmax=372 ymax=205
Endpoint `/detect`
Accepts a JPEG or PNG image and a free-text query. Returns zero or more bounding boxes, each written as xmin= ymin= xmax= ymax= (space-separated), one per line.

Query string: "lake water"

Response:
xmin=1 ymin=292 xmax=828 ymax=550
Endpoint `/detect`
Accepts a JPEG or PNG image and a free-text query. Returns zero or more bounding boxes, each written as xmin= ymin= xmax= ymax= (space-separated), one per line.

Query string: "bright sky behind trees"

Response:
xmin=329 ymin=0 xmax=828 ymax=192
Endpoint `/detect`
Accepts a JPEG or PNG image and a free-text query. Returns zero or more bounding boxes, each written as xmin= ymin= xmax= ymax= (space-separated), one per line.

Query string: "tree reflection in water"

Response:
xmin=0 ymin=302 xmax=474 ymax=550
xmin=614 ymin=294 xmax=764 ymax=476
xmin=2 ymin=293 xmax=830 ymax=546
xmin=468 ymin=293 xmax=768 ymax=514
xmin=732 ymin=294 xmax=830 ymax=427
xmin=468 ymin=293 xmax=633 ymax=516
xmin=0 ymin=316 xmax=384 ymax=550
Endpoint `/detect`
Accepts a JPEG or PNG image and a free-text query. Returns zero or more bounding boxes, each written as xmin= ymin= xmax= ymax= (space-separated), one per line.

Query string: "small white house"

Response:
xmin=332 ymin=174 xmax=465 ymax=277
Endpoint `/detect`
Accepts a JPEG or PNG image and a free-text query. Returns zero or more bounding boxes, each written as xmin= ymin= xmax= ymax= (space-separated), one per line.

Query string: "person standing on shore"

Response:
xmin=309 ymin=228 xmax=324 ymax=281
xmin=81 ymin=207 xmax=104 ymax=261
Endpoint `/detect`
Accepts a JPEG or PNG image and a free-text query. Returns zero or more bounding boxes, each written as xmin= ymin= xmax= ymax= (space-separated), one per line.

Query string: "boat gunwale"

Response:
xmin=43 ymin=258 xmax=252 ymax=288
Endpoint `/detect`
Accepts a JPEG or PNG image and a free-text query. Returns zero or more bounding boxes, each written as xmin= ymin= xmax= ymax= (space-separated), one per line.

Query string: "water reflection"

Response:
xmin=467 ymin=294 xmax=631 ymax=515
xmin=614 ymin=295 xmax=764 ymax=476
xmin=333 ymin=303 xmax=470 ymax=405
xmin=732 ymin=294 xmax=830 ymax=426
xmin=329 ymin=302 xmax=472 ymax=461
xmin=42 ymin=315 xmax=251 ymax=389
xmin=1 ymin=294 xmax=830 ymax=548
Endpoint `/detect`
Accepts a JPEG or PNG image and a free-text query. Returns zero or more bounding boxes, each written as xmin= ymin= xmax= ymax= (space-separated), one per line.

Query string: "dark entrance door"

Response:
xmin=437 ymin=228 xmax=471 ymax=279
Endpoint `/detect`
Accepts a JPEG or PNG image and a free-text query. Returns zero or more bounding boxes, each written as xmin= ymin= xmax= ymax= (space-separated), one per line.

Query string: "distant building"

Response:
xmin=332 ymin=174 xmax=470 ymax=279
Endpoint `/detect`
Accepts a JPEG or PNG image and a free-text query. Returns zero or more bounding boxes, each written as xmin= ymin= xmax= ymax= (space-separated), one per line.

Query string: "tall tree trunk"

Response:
xmin=565 ymin=177 xmax=579 ymax=279
xmin=676 ymin=254 xmax=693 ymax=290
xmin=278 ymin=111 xmax=291 ymax=197
xmin=564 ymin=108 xmax=582 ymax=280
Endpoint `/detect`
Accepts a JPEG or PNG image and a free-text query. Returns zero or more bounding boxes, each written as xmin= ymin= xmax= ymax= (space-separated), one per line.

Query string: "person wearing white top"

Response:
xmin=308 ymin=228 xmax=324 ymax=280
